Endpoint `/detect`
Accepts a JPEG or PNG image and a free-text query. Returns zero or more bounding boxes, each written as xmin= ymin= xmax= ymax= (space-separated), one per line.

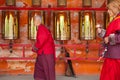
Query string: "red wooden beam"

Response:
xmin=0 ymin=7 xmax=107 ymax=11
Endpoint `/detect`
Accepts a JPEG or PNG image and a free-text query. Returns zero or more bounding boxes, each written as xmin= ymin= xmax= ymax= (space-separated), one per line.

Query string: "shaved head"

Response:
xmin=34 ymin=15 xmax=42 ymax=26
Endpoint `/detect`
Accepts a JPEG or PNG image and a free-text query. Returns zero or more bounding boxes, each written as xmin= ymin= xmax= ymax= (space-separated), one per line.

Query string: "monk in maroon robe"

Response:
xmin=32 ymin=15 xmax=55 ymax=80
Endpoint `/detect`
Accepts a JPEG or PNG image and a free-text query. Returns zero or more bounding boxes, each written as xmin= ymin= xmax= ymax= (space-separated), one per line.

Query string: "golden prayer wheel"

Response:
xmin=53 ymin=11 xmax=71 ymax=40
xmin=28 ymin=10 xmax=45 ymax=40
xmin=82 ymin=0 xmax=92 ymax=7
xmin=57 ymin=0 xmax=67 ymax=7
xmin=103 ymin=12 xmax=113 ymax=29
xmin=32 ymin=0 xmax=41 ymax=7
xmin=6 ymin=0 xmax=15 ymax=6
xmin=79 ymin=11 xmax=96 ymax=40
xmin=2 ymin=10 xmax=19 ymax=40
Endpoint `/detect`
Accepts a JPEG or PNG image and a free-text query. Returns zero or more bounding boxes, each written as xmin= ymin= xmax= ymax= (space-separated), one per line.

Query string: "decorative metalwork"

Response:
xmin=2 ymin=10 xmax=19 ymax=40
xmin=6 ymin=0 xmax=15 ymax=6
xmin=82 ymin=0 xmax=92 ymax=7
xmin=53 ymin=11 xmax=71 ymax=40
xmin=57 ymin=0 xmax=67 ymax=7
xmin=32 ymin=0 xmax=41 ymax=7
xmin=28 ymin=10 xmax=45 ymax=40
xmin=79 ymin=11 xmax=96 ymax=40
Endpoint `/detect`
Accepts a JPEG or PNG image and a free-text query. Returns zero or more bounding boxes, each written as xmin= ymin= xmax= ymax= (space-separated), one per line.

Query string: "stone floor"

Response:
xmin=0 ymin=74 xmax=99 ymax=80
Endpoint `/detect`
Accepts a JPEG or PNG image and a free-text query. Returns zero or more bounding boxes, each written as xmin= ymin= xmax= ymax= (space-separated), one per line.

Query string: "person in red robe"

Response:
xmin=32 ymin=15 xmax=55 ymax=80
xmin=96 ymin=0 xmax=120 ymax=80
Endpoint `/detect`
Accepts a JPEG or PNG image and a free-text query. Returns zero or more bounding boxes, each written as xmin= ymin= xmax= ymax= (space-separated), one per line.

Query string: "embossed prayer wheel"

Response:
xmin=53 ymin=11 xmax=71 ymax=40
xmin=82 ymin=0 xmax=92 ymax=7
xmin=79 ymin=11 xmax=96 ymax=40
xmin=57 ymin=0 xmax=67 ymax=7
xmin=32 ymin=0 xmax=41 ymax=7
xmin=2 ymin=11 xmax=19 ymax=39
xmin=6 ymin=0 xmax=15 ymax=6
